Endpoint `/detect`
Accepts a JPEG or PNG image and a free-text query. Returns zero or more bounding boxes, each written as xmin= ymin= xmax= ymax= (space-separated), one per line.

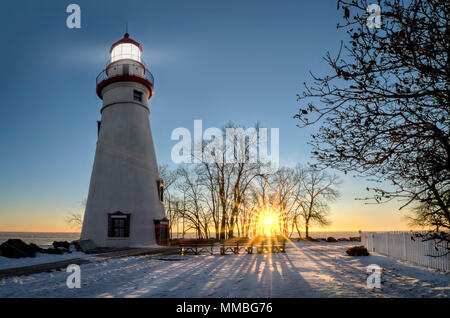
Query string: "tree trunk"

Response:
xmin=295 ymin=217 xmax=302 ymax=239
xmin=228 ymin=208 xmax=238 ymax=238
xmin=219 ymin=203 xmax=227 ymax=240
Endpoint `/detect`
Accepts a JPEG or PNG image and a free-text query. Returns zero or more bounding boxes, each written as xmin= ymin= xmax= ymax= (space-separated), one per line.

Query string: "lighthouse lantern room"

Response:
xmin=81 ymin=33 xmax=168 ymax=248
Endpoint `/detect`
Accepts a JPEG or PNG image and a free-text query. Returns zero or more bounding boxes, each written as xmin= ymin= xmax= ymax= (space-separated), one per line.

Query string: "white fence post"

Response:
xmin=403 ymin=232 xmax=407 ymax=260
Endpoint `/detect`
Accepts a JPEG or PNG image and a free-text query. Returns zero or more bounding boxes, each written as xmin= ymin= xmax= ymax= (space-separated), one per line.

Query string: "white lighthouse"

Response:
xmin=81 ymin=33 xmax=168 ymax=248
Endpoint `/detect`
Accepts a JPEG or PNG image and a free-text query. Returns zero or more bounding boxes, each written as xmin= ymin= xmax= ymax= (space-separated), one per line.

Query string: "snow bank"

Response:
xmin=0 ymin=251 xmax=88 ymax=270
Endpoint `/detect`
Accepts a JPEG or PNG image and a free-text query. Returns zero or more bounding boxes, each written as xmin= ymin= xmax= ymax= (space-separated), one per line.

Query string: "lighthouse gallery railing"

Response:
xmin=96 ymin=62 xmax=154 ymax=87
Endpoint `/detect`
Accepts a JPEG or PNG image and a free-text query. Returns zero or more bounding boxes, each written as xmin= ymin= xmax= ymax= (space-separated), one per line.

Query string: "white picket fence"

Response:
xmin=361 ymin=231 xmax=449 ymax=271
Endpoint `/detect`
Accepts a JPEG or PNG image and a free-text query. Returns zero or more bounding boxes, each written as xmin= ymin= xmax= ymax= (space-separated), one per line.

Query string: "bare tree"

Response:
xmin=225 ymin=123 xmax=263 ymax=238
xmin=65 ymin=199 xmax=86 ymax=230
xmin=294 ymin=0 xmax=449 ymax=233
xmin=271 ymin=167 xmax=304 ymax=237
xmin=297 ymin=166 xmax=340 ymax=238
xmin=159 ymin=164 xmax=178 ymax=191
xmin=198 ymin=122 xmax=262 ymax=240
xmin=198 ymin=163 xmax=221 ymax=240
xmin=65 ymin=212 xmax=83 ymax=230
xmin=407 ymin=201 xmax=449 ymax=231
xmin=176 ymin=166 xmax=212 ymax=239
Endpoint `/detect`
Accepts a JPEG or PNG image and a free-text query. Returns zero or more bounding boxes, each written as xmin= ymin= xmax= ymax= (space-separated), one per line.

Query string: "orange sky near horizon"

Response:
xmin=0 ymin=170 xmax=424 ymax=233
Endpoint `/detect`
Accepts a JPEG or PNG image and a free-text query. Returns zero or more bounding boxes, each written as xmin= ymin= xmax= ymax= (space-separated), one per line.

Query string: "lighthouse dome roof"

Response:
xmin=110 ymin=33 xmax=143 ymax=53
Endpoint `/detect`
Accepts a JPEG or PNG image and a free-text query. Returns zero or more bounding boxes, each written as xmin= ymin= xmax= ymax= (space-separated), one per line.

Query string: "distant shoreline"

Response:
xmin=3 ymin=230 xmax=427 ymax=248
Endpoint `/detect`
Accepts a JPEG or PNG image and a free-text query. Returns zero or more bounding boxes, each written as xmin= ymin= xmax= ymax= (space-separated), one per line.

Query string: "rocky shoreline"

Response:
xmin=297 ymin=236 xmax=361 ymax=243
xmin=0 ymin=239 xmax=80 ymax=259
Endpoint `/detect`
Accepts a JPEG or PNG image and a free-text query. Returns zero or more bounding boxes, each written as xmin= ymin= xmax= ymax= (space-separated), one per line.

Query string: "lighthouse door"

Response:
xmin=154 ymin=218 xmax=169 ymax=246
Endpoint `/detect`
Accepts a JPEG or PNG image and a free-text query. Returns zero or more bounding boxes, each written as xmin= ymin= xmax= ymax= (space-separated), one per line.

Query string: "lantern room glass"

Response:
xmin=111 ymin=43 xmax=141 ymax=63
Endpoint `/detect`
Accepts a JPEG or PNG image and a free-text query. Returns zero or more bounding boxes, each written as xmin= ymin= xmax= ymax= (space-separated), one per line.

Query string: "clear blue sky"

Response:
xmin=0 ymin=0 xmax=409 ymax=232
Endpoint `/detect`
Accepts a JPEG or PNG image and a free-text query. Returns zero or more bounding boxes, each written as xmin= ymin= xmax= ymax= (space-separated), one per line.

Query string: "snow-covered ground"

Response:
xmin=0 ymin=242 xmax=448 ymax=298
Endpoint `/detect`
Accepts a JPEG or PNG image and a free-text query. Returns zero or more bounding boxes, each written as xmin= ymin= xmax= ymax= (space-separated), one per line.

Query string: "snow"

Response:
xmin=0 ymin=242 xmax=448 ymax=298
xmin=0 ymin=251 xmax=89 ymax=270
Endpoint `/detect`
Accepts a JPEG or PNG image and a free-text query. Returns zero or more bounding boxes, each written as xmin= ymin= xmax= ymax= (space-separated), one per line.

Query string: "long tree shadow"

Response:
xmin=122 ymin=250 xmax=316 ymax=298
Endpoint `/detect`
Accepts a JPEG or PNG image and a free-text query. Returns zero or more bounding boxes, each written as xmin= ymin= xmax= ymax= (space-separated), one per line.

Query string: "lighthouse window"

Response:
xmin=108 ymin=212 xmax=130 ymax=238
xmin=97 ymin=120 xmax=102 ymax=137
xmin=134 ymin=90 xmax=143 ymax=102
xmin=112 ymin=218 xmax=126 ymax=237
xmin=157 ymin=179 xmax=164 ymax=202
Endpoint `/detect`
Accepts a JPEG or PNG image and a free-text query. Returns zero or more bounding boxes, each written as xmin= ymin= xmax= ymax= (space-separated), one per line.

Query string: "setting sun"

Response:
xmin=263 ymin=216 xmax=275 ymax=227
xmin=255 ymin=208 xmax=280 ymax=237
